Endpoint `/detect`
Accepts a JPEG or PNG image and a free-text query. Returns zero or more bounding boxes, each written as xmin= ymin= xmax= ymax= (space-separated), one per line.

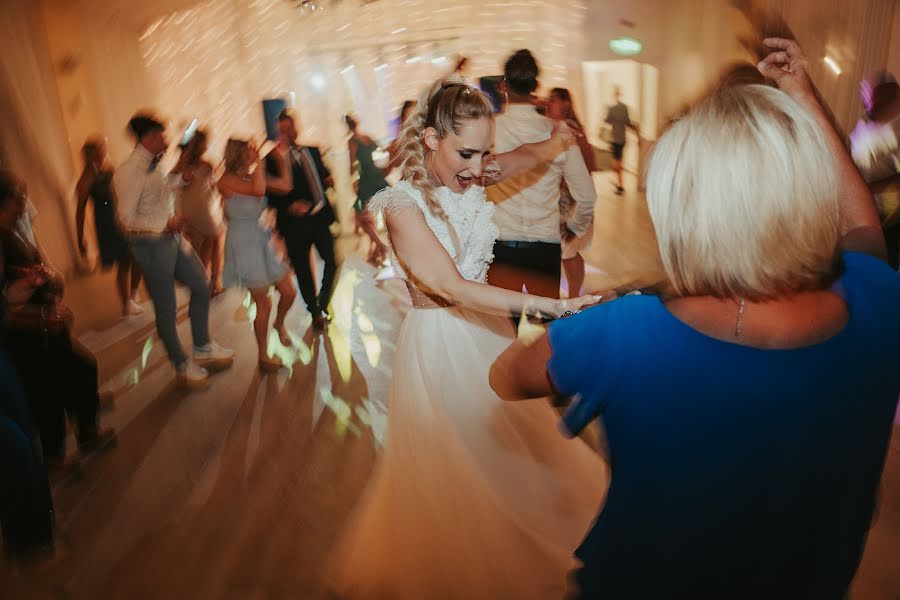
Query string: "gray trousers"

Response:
xmin=129 ymin=234 xmax=211 ymax=368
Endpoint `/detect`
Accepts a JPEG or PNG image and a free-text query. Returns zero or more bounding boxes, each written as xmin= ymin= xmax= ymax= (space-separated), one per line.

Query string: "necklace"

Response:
xmin=734 ymin=297 xmax=745 ymax=339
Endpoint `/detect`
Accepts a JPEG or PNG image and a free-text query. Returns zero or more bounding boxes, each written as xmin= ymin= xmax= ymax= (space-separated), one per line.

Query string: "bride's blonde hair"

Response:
xmin=396 ymin=78 xmax=495 ymax=224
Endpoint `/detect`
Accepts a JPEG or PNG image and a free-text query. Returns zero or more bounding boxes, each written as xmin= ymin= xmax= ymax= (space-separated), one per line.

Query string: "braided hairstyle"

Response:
xmin=395 ymin=78 xmax=494 ymax=225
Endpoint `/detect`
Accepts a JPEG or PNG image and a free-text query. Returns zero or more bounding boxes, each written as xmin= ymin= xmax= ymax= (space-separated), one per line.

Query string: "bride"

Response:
xmin=330 ymin=79 xmax=611 ymax=599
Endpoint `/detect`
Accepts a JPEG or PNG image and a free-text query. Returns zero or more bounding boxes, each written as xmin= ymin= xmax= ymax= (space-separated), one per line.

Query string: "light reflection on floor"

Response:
xmin=234 ymin=259 xmax=392 ymax=447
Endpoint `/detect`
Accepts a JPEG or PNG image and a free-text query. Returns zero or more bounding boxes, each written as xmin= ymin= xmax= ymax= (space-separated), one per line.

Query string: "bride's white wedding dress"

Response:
xmin=329 ymin=181 xmax=609 ymax=599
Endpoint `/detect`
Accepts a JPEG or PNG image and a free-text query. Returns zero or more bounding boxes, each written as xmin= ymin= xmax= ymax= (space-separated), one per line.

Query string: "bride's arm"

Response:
xmin=386 ymin=207 xmax=588 ymax=318
xmin=482 ymin=122 xmax=574 ymax=185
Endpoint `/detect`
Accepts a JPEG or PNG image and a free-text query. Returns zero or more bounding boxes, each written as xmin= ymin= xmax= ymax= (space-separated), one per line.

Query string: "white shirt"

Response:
xmin=486 ymin=104 xmax=596 ymax=242
xmin=113 ymin=145 xmax=185 ymax=233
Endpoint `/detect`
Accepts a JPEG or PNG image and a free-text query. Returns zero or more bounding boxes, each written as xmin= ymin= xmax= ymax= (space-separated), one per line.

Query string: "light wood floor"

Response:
xmin=2 ymin=177 xmax=897 ymax=599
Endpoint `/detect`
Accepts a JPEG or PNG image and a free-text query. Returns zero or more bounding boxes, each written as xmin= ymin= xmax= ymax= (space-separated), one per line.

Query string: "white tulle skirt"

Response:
xmin=329 ymin=306 xmax=610 ymax=599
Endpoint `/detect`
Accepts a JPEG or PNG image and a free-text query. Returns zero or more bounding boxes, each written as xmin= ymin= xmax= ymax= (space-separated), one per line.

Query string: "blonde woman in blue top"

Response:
xmin=492 ymin=39 xmax=899 ymax=599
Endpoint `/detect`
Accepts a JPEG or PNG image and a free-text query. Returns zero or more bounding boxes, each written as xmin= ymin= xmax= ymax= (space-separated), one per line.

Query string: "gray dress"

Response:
xmin=222 ymin=192 xmax=287 ymax=289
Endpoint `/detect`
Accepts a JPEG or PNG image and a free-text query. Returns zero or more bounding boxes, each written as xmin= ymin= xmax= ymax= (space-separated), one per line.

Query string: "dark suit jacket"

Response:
xmin=265 ymin=145 xmax=335 ymax=233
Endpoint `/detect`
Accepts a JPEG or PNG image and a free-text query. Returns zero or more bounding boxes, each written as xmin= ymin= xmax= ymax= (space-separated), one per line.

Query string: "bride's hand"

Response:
xmin=556 ymin=290 xmax=618 ymax=318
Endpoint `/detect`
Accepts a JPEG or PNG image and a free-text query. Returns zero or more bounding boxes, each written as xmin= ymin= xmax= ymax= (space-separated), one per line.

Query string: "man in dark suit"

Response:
xmin=265 ymin=109 xmax=338 ymax=331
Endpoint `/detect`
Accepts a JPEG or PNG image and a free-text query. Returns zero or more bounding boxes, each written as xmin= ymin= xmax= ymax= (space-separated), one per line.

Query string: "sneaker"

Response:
xmin=124 ymin=299 xmax=143 ymax=316
xmin=177 ymin=361 xmax=209 ymax=389
xmin=193 ymin=341 xmax=235 ymax=371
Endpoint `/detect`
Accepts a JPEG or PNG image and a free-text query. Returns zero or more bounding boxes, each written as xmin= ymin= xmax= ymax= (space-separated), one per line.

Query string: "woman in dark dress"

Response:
xmin=76 ymin=138 xmax=142 ymax=317
xmin=346 ymin=115 xmax=389 ymax=265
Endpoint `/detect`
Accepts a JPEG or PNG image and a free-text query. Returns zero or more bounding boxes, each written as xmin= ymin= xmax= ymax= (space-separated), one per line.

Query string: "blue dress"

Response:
xmin=222 ymin=193 xmax=287 ymax=289
xmin=548 ymin=251 xmax=900 ymax=599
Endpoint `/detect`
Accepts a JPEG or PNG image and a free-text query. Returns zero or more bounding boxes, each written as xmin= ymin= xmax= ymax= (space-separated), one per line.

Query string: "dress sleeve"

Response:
xmin=547 ymin=305 xmax=620 ymax=437
xmin=367 ymin=185 xmax=422 ymax=217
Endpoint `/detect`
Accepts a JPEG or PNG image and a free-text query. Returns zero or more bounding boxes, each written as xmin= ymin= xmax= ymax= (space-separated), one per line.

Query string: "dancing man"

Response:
xmin=487 ymin=49 xmax=596 ymax=299
xmin=114 ymin=114 xmax=235 ymax=389
xmin=265 ymin=109 xmax=338 ymax=331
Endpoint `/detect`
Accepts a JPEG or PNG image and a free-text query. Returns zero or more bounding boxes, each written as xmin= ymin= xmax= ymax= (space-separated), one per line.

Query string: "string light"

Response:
xmin=140 ymin=0 xmax=588 ymax=160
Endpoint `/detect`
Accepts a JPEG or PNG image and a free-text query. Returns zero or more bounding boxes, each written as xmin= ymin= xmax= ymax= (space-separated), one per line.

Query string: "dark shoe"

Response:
xmin=77 ymin=427 xmax=117 ymax=456
xmin=614 ymin=185 xmax=624 ymax=195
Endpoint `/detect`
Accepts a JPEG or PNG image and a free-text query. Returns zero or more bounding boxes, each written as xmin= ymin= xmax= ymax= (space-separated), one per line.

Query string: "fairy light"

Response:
xmin=823 ymin=56 xmax=842 ymax=75
xmin=139 ymin=0 xmax=588 ymax=167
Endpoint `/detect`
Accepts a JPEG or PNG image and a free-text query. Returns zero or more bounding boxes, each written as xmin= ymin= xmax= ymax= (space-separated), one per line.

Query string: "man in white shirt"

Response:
xmin=114 ymin=114 xmax=234 ymax=388
xmin=486 ymin=50 xmax=596 ymax=299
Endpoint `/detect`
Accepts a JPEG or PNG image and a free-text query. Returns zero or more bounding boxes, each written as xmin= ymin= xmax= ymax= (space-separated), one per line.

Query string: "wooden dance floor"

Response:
xmin=2 ymin=178 xmax=898 ymax=599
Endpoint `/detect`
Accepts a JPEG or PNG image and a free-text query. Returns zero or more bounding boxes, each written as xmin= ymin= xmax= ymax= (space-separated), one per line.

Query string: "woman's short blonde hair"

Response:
xmin=223 ymin=138 xmax=248 ymax=175
xmin=646 ymin=84 xmax=840 ymax=300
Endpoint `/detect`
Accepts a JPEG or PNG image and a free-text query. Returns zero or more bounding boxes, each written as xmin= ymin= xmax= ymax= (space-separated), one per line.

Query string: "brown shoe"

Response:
xmin=258 ymin=356 xmax=285 ymax=373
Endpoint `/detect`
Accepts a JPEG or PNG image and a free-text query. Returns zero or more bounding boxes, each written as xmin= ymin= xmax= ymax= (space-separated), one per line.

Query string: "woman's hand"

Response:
xmin=549 ymin=120 xmax=575 ymax=150
xmin=556 ymin=290 xmax=618 ymax=318
xmin=756 ymin=38 xmax=815 ymax=103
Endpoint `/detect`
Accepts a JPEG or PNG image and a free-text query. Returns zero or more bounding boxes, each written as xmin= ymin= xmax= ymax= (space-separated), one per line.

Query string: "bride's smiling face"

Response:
xmin=424 ymin=116 xmax=493 ymax=192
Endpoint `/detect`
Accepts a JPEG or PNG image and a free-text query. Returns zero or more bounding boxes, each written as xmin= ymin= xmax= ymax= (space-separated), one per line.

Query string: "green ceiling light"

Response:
xmin=609 ymin=37 xmax=643 ymax=57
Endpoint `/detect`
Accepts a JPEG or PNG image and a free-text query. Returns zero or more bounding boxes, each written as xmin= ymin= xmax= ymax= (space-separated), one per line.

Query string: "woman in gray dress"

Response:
xmin=217 ymin=139 xmax=296 ymax=372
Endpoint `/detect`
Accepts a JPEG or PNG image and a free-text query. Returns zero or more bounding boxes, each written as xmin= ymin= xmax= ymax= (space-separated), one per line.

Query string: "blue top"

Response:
xmin=547 ymin=252 xmax=900 ymax=599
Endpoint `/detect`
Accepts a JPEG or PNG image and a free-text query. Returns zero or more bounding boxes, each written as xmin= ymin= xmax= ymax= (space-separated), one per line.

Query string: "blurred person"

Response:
xmin=114 ymin=114 xmax=234 ymax=389
xmin=387 ymin=100 xmax=417 ymax=169
xmin=0 ymin=246 xmax=54 ymax=564
xmin=264 ymin=109 xmax=337 ymax=332
xmin=850 ymin=71 xmax=900 ymax=269
xmin=604 ymin=86 xmax=638 ymax=195
xmin=0 ymin=170 xmax=116 ymax=467
xmin=172 ymin=129 xmax=226 ymax=294
xmin=329 ymin=78 xmax=611 ymax=599
xmin=345 ymin=114 xmax=389 ymax=265
xmin=487 ymin=49 xmax=596 ymax=299
xmin=75 ymin=137 xmax=143 ymax=317
xmin=491 ymin=40 xmax=898 ymax=599
xmin=0 ymin=345 xmax=54 ymax=564
xmin=546 ymin=87 xmax=597 ymax=296
xmin=218 ymin=138 xmax=296 ymax=372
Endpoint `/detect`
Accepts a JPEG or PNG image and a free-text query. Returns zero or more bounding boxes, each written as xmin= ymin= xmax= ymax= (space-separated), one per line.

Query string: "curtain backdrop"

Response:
xmin=0 ymin=0 xmax=80 ymax=275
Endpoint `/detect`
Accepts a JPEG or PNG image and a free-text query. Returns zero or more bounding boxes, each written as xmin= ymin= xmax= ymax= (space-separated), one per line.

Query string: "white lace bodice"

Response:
xmin=368 ymin=180 xmax=500 ymax=284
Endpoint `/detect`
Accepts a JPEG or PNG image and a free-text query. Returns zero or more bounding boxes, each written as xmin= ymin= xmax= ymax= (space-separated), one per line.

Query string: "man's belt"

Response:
xmin=495 ymin=240 xmax=560 ymax=249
